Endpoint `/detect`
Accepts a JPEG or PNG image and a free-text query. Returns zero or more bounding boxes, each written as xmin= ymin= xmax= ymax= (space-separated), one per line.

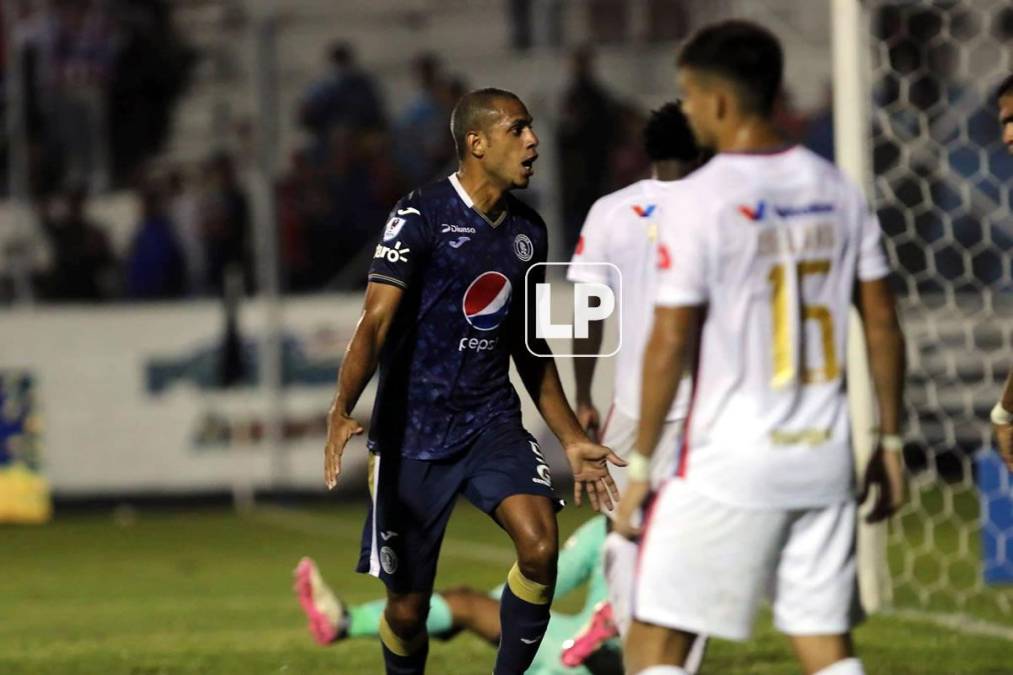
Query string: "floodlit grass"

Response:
xmin=1 ymin=501 xmax=1010 ymax=674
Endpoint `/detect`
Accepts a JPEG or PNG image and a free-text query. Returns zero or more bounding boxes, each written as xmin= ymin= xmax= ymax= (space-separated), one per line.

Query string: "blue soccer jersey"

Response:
xmin=366 ymin=174 xmax=548 ymax=460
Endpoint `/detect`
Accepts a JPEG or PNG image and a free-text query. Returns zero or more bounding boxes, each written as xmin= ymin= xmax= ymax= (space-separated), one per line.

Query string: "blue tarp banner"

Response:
xmin=976 ymin=450 xmax=1012 ymax=585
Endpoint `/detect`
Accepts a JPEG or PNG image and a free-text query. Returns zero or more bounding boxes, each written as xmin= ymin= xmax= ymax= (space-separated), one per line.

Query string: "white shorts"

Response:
xmin=633 ymin=479 xmax=862 ymax=641
xmin=600 ymin=404 xmax=682 ymax=501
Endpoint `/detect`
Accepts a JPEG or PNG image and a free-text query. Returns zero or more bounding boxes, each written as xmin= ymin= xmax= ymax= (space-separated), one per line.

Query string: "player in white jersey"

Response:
xmin=562 ymin=103 xmax=707 ymax=673
xmin=990 ymin=73 xmax=1013 ymax=471
xmin=614 ymin=21 xmax=907 ymax=675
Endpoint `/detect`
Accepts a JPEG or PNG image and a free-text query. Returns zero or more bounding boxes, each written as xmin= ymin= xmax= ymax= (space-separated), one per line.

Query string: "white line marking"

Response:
xmin=886 ymin=609 xmax=1013 ymax=641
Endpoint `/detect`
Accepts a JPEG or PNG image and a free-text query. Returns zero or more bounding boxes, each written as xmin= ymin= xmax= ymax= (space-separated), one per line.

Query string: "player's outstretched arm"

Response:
xmin=511 ymin=338 xmax=626 ymax=511
xmin=990 ymin=369 xmax=1013 ymax=472
xmin=614 ymin=304 xmax=700 ymax=539
xmin=855 ymin=277 xmax=907 ymax=522
xmin=573 ymin=319 xmax=605 ymax=440
xmin=324 ymin=282 xmax=403 ymax=489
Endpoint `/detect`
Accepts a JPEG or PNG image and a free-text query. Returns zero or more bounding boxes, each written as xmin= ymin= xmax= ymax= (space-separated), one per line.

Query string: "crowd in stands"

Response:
xmin=2 ymin=14 xmax=838 ymax=304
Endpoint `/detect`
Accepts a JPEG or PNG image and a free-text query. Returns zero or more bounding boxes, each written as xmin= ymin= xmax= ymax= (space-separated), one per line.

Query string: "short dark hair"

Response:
xmin=677 ymin=20 xmax=783 ymax=117
xmin=996 ymin=73 xmax=1013 ymax=102
xmin=643 ymin=102 xmax=699 ymax=162
xmin=450 ymin=88 xmax=522 ymax=159
xmin=329 ymin=42 xmax=353 ymax=67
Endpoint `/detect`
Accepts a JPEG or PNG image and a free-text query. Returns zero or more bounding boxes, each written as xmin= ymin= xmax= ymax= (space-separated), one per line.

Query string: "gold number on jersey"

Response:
xmin=767 ymin=259 xmax=839 ymax=387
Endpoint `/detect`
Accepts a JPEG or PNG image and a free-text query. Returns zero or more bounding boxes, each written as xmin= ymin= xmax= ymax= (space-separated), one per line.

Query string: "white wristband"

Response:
xmin=881 ymin=434 xmax=903 ymax=453
xmin=626 ymin=452 xmax=651 ymax=482
xmin=991 ymin=402 xmax=1013 ymax=426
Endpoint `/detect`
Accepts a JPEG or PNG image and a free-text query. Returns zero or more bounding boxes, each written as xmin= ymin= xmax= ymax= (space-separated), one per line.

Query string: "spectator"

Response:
xmin=300 ymin=42 xmax=385 ymax=149
xmin=125 ymin=183 xmax=185 ymax=299
xmin=106 ymin=1 xmax=195 ymax=187
xmin=39 ymin=184 xmax=117 ymax=301
xmin=167 ymin=167 xmax=205 ymax=295
xmin=200 ymin=153 xmax=250 ymax=294
xmin=394 ymin=53 xmax=452 ymax=185
xmin=557 ymin=46 xmax=616 ymax=254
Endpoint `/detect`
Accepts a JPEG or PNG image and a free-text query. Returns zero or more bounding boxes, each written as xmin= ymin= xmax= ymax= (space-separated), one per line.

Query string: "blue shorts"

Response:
xmin=356 ymin=419 xmax=563 ymax=593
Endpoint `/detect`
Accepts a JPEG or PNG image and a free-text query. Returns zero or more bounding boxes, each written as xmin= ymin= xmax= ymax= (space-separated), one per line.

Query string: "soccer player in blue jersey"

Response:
xmin=316 ymin=88 xmax=624 ymax=675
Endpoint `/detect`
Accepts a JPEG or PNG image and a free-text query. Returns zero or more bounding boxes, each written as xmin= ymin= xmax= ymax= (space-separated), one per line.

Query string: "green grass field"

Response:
xmin=2 ymin=500 xmax=1011 ymax=674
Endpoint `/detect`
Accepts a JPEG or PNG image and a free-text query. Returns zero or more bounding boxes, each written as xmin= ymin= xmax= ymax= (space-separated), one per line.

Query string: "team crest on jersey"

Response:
xmin=514 ymin=234 xmax=534 ymax=261
xmin=383 ymin=216 xmax=407 ymax=241
xmin=632 ymin=204 xmax=656 ymax=218
xmin=463 ymin=272 xmax=512 ymax=331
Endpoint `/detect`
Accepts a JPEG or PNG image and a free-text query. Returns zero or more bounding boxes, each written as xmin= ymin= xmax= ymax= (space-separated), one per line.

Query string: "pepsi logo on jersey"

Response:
xmin=462 ymin=272 xmax=511 ymax=331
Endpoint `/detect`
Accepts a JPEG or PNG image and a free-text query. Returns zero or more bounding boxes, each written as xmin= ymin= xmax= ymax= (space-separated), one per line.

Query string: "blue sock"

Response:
xmin=494 ymin=563 xmax=552 ymax=675
xmin=379 ymin=614 xmax=428 ymax=675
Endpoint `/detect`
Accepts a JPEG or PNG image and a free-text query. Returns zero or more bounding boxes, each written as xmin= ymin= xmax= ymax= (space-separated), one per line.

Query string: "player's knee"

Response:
xmin=516 ymin=536 xmax=557 ymax=580
xmin=385 ymin=595 xmax=429 ymax=637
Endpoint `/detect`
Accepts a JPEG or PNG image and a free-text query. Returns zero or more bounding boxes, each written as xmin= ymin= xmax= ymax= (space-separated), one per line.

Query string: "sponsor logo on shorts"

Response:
xmin=529 ymin=441 xmax=552 ymax=488
xmin=380 ymin=546 xmax=398 ymax=574
xmin=520 ymin=636 xmax=542 ymax=644
xmin=462 ymin=272 xmax=512 ymax=331
xmin=374 ymin=241 xmax=410 ymax=263
xmin=514 ymin=234 xmax=534 ymax=261
xmin=380 ymin=530 xmax=398 ymax=542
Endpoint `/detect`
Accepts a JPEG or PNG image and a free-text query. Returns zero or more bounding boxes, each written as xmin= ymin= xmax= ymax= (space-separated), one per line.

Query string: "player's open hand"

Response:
xmin=613 ymin=478 xmax=650 ymax=540
xmin=575 ymin=402 xmax=601 ymax=443
xmin=564 ymin=439 xmax=626 ymax=512
xmin=323 ymin=412 xmax=364 ymax=490
xmin=992 ymin=422 xmax=1013 ymax=472
xmin=859 ymin=446 xmax=906 ymax=523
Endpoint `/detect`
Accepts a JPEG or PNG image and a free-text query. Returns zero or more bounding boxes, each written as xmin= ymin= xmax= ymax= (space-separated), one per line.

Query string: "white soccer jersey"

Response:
xmin=568 ymin=179 xmax=691 ymax=422
xmin=655 ymin=146 xmax=890 ymax=509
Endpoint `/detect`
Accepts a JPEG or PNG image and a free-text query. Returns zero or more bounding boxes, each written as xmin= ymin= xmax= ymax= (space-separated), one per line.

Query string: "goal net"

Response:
xmin=863 ymin=0 xmax=1013 ymax=623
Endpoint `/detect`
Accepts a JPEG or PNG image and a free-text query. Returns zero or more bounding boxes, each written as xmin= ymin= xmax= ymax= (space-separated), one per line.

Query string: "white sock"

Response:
xmin=684 ymin=633 xmax=708 ymax=674
xmin=603 ymin=531 xmax=638 ymax=637
xmin=637 ymin=667 xmax=689 ymax=675
xmin=813 ymin=657 xmax=865 ymax=675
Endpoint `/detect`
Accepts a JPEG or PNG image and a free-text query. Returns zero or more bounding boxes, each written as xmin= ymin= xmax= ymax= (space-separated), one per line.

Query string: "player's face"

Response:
xmin=676 ymin=68 xmax=719 ymax=151
xmin=1000 ymin=94 xmax=1013 ymax=155
xmin=483 ymin=98 xmax=539 ymax=189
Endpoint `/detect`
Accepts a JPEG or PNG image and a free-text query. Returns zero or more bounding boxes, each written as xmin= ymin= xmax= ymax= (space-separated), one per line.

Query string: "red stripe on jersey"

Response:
xmin=657 ymin=243 xmax=671 ymax=270
xmin=575 ymin=236 xmax=585 ymax=256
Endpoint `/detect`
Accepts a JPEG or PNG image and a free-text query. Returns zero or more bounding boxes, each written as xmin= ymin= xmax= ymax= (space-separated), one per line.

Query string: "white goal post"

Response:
xmin=833 ymin=0 xmax=1013 ymax=626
